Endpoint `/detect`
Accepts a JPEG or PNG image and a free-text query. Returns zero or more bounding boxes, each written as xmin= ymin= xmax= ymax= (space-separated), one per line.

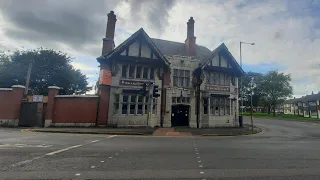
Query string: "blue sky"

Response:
xmin=0 ymin=0 xmax=319 ymax=97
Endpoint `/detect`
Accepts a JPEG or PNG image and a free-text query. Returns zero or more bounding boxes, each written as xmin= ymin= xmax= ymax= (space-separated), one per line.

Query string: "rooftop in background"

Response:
xmin=284 ymin=92 xmax=320 ymax=103
xmin=151 ymin=38 xmax=211 ymax=60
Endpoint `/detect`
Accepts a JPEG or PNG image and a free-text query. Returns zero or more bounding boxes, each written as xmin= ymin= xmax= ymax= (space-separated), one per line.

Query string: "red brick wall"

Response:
xmin=53 ymin=96 xmax=98 ymax=124
xmin=0 ymin=88 xmax=24 ymax=120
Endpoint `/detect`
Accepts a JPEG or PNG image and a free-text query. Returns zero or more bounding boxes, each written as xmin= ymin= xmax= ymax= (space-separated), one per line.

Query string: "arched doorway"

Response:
xmin=171 ymin=105 xmax=189 ymax=127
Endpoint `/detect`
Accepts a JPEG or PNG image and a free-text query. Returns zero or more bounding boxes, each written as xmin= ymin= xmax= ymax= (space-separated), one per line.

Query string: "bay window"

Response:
xmin=203 ymin=97 xmax=231 ymax=116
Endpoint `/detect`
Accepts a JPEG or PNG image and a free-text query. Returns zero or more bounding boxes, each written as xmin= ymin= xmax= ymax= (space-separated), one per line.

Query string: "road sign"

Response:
xmin=32 ymin=95 xmax=43 ymax=102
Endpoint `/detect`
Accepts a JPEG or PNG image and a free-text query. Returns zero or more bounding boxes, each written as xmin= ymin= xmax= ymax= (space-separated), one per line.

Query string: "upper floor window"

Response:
xmin=173 ymin=69 xmax=190 ymax=87
xmin=121 ymin=65 xmax=154 ymax=80
xmin=206 ymin=72 xmax=230 ymax=86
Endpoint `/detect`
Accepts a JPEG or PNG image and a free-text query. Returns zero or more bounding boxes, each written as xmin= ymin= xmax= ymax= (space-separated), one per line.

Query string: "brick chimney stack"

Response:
xmin=102 ymin=11 xmax=117 ymax=56
xmin=185 ymin=17 xmax=196 ymax=56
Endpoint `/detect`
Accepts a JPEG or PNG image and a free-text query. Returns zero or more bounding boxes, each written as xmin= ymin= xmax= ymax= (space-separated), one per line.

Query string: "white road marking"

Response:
xmin=11 ymin=135 xmax=117 ymax=167
xmin=0 ymin=144 xmax=53 ymax=148
xmin=200 ymin=172 xmax=204 ymax=174
xmin=199 ymin=165 xmax=203 ymax=168
xmin=90 ymin=166 xmax=95 ymax=168
xmin=75 ymin=173 xmax=81 ymax=176
xmin=198 ymin=160 xmax=201 ymax=163
xmin=91 ymin=140 xmax=100 ymax=143
xmin=11 ymin=156 xmax=44 ymax=167
xmin=108 ymin=156 xmax=112 ymax=159
xmin=196 ymin=152 xmax=199 ymax=155
xmin=100 ymin=161 xmax=104 ymax=163
xmin=197 ymin=157 xmax=200 ymax=159
xmin=46 ymin=144 xmax=83 ymax=156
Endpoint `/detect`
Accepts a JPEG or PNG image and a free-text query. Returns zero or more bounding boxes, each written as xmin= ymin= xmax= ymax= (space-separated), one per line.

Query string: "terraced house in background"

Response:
xmin=283 ymin=92 xmax=320 ymax=119
xmin=96 ymin=11 xmax=243 ymax=128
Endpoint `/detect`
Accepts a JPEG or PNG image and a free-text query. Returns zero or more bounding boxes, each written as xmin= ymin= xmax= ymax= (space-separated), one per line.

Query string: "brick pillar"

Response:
xmin=45 ymin=86 xmax=60 ymax=127
xmin=97 ymin=84 xmax=110 ymax=126
xmin=11 ymin=85 xmax=25 ymax=126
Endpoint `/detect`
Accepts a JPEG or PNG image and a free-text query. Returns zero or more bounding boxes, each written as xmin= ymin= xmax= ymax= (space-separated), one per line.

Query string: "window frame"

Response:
xmin=172 ymin=69 xmax=190 ymax=88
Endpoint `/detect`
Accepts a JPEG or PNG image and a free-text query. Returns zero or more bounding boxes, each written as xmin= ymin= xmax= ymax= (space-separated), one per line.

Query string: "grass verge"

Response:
xmin=243 ymin=112 xmax=320 ymax=122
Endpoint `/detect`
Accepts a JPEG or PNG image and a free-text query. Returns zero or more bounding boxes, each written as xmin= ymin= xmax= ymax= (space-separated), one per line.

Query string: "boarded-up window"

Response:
xmin=143 ymin=67 xmax=149 ymax=79
xmin=150 ymin=68 xmax=154 ymax=80
xmin=136 ymin=66 xmax=142 ymax=78
xmin=220 ymin=56 xmax=228 ymax=67
xmin=128 ymin=42 xmax=139 ymax=57
xmin=122 ymin=65 xmax=127 ymax=78
xmin=212 ymin=56 xmax=219 ymax=66
xmin=141 ymin=42 xmax=151 ymax=58
xmin=129 ymin=65 xmax=134 ymax=78
xmin=220 ymin=73 xmax=225 ymax=85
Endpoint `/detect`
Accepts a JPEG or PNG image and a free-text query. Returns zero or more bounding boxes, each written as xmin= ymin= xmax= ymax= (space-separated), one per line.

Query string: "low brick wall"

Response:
xmin=51 ymin=95 xmax=99 ymax=127
xmin=0 ymin=86 xmax=25 ymax=126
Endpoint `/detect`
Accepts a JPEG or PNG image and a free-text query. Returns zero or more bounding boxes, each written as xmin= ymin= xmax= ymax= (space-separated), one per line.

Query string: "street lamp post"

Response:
xmin=239 ymin=41 xmax=255 ymax=127
xmin=250 ymin=77 xmax=254 ymax=131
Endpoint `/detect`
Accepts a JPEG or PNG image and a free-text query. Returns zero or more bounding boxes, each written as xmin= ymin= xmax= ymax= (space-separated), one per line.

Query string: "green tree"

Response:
xmin=0 ymin=48 xmax=91 ymax=95
xmin=240 ymin=72 xmax=264 ymax=108
xmin=260 ymin=70 xmax=293 ymax=116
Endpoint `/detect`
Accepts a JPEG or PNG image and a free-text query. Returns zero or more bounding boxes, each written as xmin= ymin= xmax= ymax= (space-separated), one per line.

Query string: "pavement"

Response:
xmin=24 ymin=124 xmax=261 ymax=136
xmin=24 ymin=127 xmax=156 ymax=135
xmin=0 ymin=116 xmax=320 ymax=179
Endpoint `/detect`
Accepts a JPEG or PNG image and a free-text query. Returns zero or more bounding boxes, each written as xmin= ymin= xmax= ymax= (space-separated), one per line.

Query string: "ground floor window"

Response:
xmin=113 ymin=94 xmax=157 ymax=115
xmin=203 ymin=96 xmax=230 ymax=115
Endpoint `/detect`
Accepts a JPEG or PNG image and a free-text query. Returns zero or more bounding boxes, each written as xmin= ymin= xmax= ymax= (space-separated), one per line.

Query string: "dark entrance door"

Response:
xmin=19 ymin=102 xmax=44 ymax=127
xmin=171 ymin=105 xmax=189 ymax=127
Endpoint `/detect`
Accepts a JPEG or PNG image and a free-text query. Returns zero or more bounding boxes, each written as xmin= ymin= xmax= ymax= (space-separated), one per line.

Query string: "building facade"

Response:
xmin=96 ymin=11 xmax=243 ymax=128
xmin=283 ymin=92 xmax=320 ymax=119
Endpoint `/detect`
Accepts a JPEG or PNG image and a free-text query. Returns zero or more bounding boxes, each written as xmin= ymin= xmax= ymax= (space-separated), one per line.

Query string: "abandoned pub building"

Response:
xmin=96 ymin=11 xmax=243 ymax=128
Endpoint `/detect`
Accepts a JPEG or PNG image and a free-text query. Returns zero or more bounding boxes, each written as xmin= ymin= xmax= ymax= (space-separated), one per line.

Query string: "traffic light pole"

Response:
xmin=146 ymin=83 xmax=153 ymax=128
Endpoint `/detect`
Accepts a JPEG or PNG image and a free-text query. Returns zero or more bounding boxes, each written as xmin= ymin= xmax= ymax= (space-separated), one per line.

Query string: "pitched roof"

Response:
xmin=103 ymin=28 xmax=170 ymax=66
xmin=199 ymin=43 xmax=244 ymax=75
xmin=150 ymin=38 xmax=212 ymax=60
xmin=302 ymin=92 xmax=320 ymax=102
xmin=283 ymin=99 xmax=296 ymax=104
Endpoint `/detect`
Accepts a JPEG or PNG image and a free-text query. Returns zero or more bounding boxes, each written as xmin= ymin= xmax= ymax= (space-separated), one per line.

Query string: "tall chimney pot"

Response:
xmin=102 ymin=11 xmax=117 ymax=56
xmin=185 ymin=17 xmax=196 ymax=56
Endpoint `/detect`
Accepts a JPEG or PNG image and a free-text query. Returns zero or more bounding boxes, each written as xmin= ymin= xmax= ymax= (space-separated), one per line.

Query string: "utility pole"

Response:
xmin=250 ymin=77 xmax=254 ymax=131
xmin=239 ymin=41 xmax=255 ymax=127
xmin=25 ymin=61 xmax=33 ymax=96
xmin=250 ymin=88 xmax=254 ymax=131
xmin=196 ymin=84 xmax=200 ymax=128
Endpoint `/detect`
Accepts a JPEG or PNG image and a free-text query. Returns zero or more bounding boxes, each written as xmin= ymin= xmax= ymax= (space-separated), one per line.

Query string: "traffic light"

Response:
xmin=139 ymin=83 xmax=148 ymax=96
xmin=153 ymin=85 xmax=160 ymax=98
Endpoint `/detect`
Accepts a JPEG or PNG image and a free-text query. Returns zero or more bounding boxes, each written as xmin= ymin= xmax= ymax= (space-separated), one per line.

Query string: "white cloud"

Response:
xmin=71 ymin=62 xmax=97 ymax=72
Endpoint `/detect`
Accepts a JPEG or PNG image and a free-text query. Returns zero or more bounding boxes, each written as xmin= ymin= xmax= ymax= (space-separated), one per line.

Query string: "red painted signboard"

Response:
xmin=99 ymin=69 xmax=112 ymax=85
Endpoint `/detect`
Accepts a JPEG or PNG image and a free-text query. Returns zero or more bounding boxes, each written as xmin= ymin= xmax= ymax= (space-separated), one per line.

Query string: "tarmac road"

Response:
xmin=0 ymin=117 xmax=320 ymax=179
